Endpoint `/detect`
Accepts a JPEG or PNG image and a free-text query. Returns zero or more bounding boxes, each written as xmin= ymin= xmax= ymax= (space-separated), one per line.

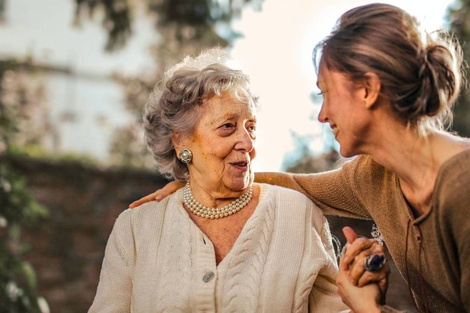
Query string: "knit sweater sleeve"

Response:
xmin=449 ymin=194 xmax=470 ymax=311
xmin=308 ymin=201 xmax=350 ymax=313
xmin=88 ymin=209 xmax=134 ymax=313
xmin=435 ymin=151 xmax=470 ymax=312
xmin=255 ymin=156 xmax=371 ymax=219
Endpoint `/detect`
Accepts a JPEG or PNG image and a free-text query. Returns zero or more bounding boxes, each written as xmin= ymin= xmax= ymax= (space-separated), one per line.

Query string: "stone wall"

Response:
xmin=8 ymin=155 xmax=168 ymax=313
xmin=8 ymin=155 xmax=415 ymax=312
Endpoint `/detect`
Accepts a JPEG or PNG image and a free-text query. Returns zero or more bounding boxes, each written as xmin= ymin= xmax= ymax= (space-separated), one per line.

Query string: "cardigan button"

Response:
xmin=202 ymin=271 xmax=215 ymax=282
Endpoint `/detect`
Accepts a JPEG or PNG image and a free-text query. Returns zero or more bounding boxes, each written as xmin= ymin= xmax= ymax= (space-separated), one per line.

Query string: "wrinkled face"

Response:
xmin=179 ymin=92 xmax=257 ymax=194
xmin=316 ymin=62 xmax=371 ymax=157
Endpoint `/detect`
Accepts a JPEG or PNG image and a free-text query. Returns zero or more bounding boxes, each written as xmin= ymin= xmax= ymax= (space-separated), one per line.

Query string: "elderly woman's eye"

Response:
xmin=247 ymin=124 xmax=257 ymax=139
xmin=221 ymin=123 xmax=235 ymax=129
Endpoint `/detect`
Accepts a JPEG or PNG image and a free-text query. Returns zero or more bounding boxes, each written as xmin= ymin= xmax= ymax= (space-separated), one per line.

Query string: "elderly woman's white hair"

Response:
xmin=143 ymin=48 xmax=258 ymax=180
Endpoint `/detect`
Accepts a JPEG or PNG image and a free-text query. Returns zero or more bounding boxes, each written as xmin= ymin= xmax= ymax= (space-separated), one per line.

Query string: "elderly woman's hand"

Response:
xmin=129 ymin=180 xmax=186 ymax=208
xmin=337 ymin=270 xmax=382 ymax=313
xmin=336 ymin=270 xmax=383 ymax=313
xmin=338 ymin=226 xmax=390 ymax=306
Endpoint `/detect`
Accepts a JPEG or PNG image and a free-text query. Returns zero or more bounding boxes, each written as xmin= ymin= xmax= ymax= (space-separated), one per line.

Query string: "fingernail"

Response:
xmin=155 ymin=195 xmax=163 ymax=201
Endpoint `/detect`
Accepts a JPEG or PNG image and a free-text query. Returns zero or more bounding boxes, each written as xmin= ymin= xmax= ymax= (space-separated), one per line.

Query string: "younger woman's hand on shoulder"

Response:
xmin=129 ymin=180 xmax=186 ymax=208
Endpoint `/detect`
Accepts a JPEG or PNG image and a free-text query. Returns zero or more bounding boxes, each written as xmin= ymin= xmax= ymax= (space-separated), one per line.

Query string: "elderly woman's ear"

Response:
xmin=172 ymin=132 xmax=183 ymax=153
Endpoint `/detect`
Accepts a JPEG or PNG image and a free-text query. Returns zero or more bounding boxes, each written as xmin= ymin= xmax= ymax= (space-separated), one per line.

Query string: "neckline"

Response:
xmin=397 ymin=146 xmax=470 ymax=224
xmin=175 ymin=183 xmax=270 ymax=268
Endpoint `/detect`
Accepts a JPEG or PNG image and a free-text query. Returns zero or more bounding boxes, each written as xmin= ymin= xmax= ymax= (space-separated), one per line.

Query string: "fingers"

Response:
xmin=129 ymin=192 xmax=160 ymax=208
xmin=356 ymin=262 xmax=389 ymax=287
xmin=341 ymin=235 xmax=377 ymax=266
xmin=377 ymin=267 xmax=390 ymax=303
xmin=129 ymin=180 xmax=186 ymax=208
xmin=336 ymin=266 xmax=383 ymax=312
xmin=340 ymin=227 xmax=389 ymax=285
xmin=343 ymin=226 xmax=358 ymax=244
xmin=342 ymin=248 xmax=375 ymax=283
xmin=349 ymin=249 xmax=387 ymax=282
xmin=338 ymin=228 xmax=389 ymax=310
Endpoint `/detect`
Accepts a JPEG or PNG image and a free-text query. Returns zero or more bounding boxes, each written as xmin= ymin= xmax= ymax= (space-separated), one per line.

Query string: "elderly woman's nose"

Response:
xmin=235 ymin=128 xmax=255 ymax=151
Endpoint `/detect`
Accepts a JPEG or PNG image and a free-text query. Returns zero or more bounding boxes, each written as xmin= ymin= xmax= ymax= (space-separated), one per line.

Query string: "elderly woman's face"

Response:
xmin=183 ymin=92 xmax=257 ymax=193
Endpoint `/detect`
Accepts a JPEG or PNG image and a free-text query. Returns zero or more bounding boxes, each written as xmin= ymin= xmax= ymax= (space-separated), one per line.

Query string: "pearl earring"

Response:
xmin=178 ymin=148 xmax=193 ymax=163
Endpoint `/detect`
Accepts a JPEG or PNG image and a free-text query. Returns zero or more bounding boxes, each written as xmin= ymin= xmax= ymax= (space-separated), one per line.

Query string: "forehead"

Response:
xmin=317 ymin=63 xmax=357 ymax=91
xmin=317 ymin=62 xmax=334 ymax=85
xmin=200 ymin=93 xmax=257 ymax=120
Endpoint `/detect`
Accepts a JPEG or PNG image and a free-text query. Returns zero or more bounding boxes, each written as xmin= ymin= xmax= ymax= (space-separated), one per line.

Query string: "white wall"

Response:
xmin=0 ymin=0 xmax=156 ymax=161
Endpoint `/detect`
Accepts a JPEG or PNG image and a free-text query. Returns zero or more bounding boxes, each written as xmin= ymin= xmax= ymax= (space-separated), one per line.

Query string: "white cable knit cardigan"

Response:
xmin=89 ymin=184 xmax=349 ymax=313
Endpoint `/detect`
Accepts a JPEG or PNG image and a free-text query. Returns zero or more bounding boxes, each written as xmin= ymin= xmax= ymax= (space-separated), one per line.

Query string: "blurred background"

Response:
xmin=0 ymin=0 xmax=468 ymax=312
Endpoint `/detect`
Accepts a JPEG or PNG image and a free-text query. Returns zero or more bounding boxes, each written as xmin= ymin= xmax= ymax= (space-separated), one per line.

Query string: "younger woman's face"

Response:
xmin=316 ymin=62 xmax=374 ymax=157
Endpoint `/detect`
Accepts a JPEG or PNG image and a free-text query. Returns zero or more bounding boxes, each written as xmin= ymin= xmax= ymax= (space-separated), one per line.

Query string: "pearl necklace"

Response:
xmin=183 ymin=181 xmax=253 ymax=219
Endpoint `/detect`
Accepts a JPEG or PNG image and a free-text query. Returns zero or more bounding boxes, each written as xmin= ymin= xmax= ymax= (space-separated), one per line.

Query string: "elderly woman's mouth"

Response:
xmin=231 ymin=161 xmax=249 ymax=170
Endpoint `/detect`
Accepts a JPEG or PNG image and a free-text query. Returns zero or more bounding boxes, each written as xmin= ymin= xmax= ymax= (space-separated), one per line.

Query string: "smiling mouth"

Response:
xmin=330 ymin=125 xmax=338 ymax=138
xmin=231 ymin=161 xmax=249 ymax=169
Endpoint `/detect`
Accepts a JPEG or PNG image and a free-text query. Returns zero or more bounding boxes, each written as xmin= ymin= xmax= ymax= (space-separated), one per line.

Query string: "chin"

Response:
xmin=229 ymin=178 xmax=252 ymax=192
xmin=339 ymin=146 xmax=357 ymax=158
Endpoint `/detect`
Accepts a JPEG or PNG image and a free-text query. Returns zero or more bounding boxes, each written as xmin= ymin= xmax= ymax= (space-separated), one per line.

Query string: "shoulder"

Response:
xmin=437 ymin=148 xmax=470 ymax=191
xmin=114 ymin=192 xmax=181 ymax=235
xmin=260 ymin=183 xmax=312 ymax=205
xmin=440 ymin=146 xmax=470 ymax=177
xmin=259 ymin=183 xmax=326 ymax=225
xmin=435 ymin=148 xmax=470 ymax=210
xmin=433 ymin=149 xmax=470 ymax=243
xmin=344 ymin=155 xmax=390 ymax=179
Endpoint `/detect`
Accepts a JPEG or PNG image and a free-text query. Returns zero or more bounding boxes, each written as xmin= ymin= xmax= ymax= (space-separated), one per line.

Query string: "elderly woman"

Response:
xmin=88 ymin=49 xmax=350 ymax=312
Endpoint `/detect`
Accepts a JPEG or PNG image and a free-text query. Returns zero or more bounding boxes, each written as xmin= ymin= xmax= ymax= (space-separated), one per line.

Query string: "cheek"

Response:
xmin=323 ymin=95 xmax=336 ymax=112
xmin=197 ymin=142 xmax=229 ymax=166
xmin=210 ymin=145 xmax=232 ymax=160
xmin=250 ymin=147 xmax=257 ymax=161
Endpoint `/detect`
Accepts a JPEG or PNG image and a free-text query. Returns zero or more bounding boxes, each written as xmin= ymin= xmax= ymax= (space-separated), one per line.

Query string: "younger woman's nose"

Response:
xmin=317 ymin=105 xmax=328 ymax=123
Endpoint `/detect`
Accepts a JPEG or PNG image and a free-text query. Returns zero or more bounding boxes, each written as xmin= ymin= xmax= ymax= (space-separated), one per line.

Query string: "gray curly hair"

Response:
xmin=143 ymin=48 xmax=259 ymax=180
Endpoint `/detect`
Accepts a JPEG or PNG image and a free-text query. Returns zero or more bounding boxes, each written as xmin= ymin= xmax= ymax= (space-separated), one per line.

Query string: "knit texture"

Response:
xmin=282 ymin=148 xmax=470 ymax=313
xmin=89 ymin=184 xmax=349 ymax=313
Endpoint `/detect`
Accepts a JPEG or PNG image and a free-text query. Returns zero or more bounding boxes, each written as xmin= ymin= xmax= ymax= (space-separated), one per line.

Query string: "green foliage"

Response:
xmin=0 ymin=59 xmax=50 ymax=151
xmin=74 ymin=0 xmax=132 ymax=51
xmin=0 ymin=160 xmax=48 ymax=313
xmin=73 ymin=0 xmax=263 ymax=51
xmin=8 ymin=144 xmax=102 ymax=168
xmin=0 ymin=59 xmax=49 ymax=312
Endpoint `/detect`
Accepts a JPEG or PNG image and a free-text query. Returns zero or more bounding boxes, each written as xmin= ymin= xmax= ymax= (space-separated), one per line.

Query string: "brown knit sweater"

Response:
xmin=258 ymin=148 xmax=470 ymax=313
